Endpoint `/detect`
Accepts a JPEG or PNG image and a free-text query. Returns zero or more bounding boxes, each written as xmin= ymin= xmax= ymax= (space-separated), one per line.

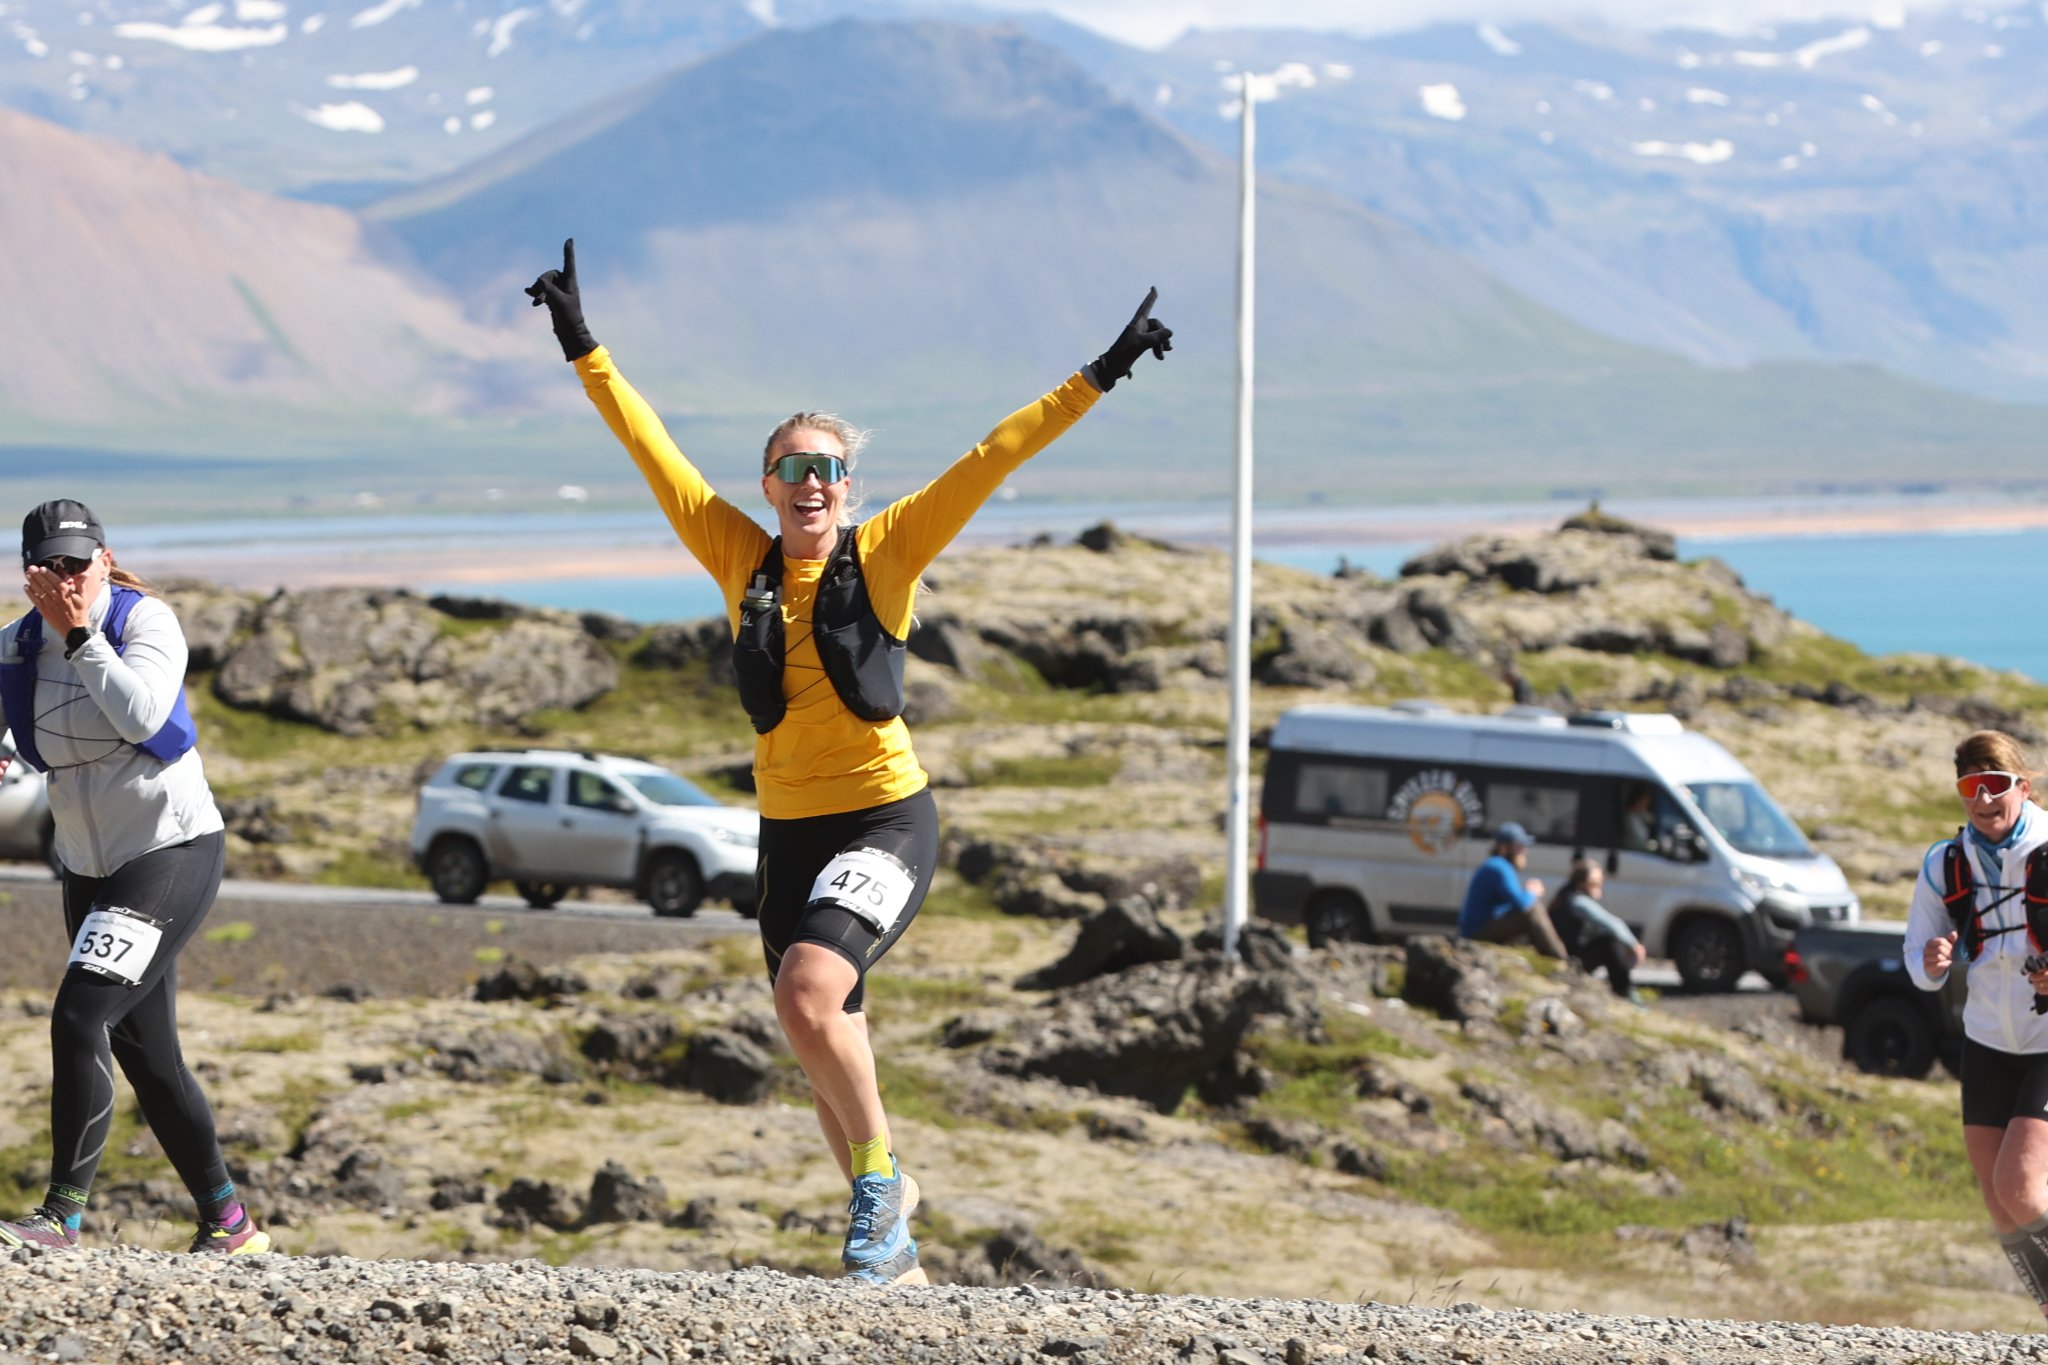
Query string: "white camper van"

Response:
xmin=1253 ymin=702 xmax=1858 ymax=992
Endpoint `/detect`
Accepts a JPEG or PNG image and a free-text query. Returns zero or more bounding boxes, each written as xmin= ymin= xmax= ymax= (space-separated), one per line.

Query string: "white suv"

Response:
xmin=409 ymin=749 xmax=759 ymax=915
xmin=0 ymin=730 xmax=58 ymax=876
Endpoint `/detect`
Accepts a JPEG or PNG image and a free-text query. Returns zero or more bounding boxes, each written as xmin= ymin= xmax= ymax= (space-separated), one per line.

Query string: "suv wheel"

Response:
xmin=1845 ymin=995 xmax=1936 ymax=1079
xmin=646 ymin=852 xmax=704 ymax=918
xmin=1670 ymin=916 xmax=1745 ymax=993
xmin=1306 ymin=892 xmax=1370 ymax=949
xmin=515 ymin=880 xmax=567 ymax=911
xmin=427 ymin=837 xmax=488 ymax=905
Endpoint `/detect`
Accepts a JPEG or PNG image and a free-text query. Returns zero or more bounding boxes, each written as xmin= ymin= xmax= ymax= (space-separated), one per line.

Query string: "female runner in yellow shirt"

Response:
xmin=527 ymin=241 xmax=1171 ymax=1285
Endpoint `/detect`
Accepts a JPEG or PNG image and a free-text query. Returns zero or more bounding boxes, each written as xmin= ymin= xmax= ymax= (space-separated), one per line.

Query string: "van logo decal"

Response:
xmin=1388 ymin=769 xmax=1484 ymax=856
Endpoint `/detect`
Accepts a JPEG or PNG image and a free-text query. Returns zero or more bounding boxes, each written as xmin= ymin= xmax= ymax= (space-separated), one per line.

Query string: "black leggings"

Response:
xmin=50 ymin=832 xmax=230 ymax=1208
xmin=756 ymin=789 xmax=938 ymax=1014
xmin=1571 ymin=935 xmax=1638 ymax=998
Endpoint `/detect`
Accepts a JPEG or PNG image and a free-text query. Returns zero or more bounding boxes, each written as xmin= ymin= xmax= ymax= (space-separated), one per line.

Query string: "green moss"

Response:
xmin=203 ymin=921 xmax=256 ymax=945
xmin=969 ymin=752 xmax=1122 ymax=788
xmin=1371 ymin=650 xmax=1503 ymax=705
xmin=315 ymin=847 xmax=423 ymax=891
xmin=434 ymin=615 xmax=503 ymax=640
xmin=240 ymin=1028 xmax=322 ymax=1054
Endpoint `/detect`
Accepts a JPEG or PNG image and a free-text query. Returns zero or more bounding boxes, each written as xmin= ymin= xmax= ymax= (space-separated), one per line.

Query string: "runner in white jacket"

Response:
xmin=0 ymin=498 xmax=267 ymax=1256
xmin=1905 ymin=728 xmax=2048 ymax=1323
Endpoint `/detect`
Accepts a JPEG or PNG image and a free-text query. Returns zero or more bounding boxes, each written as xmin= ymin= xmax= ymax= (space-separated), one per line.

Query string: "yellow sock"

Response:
xmin=849 ymin=1134 xmax=895 ymax=1181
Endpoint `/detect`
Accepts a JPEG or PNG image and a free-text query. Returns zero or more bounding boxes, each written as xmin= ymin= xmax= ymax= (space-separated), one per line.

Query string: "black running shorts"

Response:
xmin=1961 ymin=1036 xmax=2048 ymax=1128
xmin=754 ymin=788 xmax=938 ymax=1014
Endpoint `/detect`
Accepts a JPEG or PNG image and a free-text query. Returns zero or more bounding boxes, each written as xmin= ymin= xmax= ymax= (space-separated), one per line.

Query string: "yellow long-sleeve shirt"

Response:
xmin=575 ymin=346 xmax=1100 ymax=820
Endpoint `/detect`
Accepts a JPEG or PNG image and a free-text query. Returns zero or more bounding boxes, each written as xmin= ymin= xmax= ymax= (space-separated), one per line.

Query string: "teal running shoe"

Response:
xmin=845 ymin=1234 xmax=927 ymax=1286
xmin=842 ymin=1166 xmax=920 ymax=1274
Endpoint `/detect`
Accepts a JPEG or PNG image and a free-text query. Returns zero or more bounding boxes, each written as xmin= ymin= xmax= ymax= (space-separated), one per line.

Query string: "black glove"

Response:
xmin=1085 ymin=286 xmax=1173 ymax=392
xmin=525 ymin=238 xmax=598 ymax=362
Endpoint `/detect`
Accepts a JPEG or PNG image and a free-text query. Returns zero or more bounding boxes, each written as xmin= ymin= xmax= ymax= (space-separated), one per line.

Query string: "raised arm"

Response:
xmin=527 ymin=239 xmax=767 ymax=587
xmin=865 ymin=288 xmax=1174 ymax=578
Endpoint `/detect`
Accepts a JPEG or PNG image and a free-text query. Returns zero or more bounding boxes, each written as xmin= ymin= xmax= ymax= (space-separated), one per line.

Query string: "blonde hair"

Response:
xmin=1955 ymin=729 xmax=2034 ymax=779
xmin=762 ymin=412 xmax=869 ymax=528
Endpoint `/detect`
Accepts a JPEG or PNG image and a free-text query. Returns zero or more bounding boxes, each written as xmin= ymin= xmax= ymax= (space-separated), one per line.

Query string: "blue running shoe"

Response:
xmin=842 ymin=1167 xmax=920 ymax=1272
xmin=845 ymin=1233 xmax=928 ymax=1286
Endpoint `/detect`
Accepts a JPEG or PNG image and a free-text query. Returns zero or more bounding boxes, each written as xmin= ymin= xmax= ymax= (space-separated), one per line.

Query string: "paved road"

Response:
xmin=0 ymin=859 xmax=757 ymax=929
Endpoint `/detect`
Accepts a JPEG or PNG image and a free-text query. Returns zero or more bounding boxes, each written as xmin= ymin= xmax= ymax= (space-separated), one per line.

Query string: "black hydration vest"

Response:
xmin=732 ymin=525 xmax=906 ymax=735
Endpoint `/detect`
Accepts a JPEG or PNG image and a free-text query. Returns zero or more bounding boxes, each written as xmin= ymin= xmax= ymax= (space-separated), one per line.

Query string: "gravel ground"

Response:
xmin=4 ymin=1248 xmax=2045 ymax=1365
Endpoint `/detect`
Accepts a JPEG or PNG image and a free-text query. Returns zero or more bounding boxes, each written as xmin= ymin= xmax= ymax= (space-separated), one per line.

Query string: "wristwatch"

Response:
xmin=64 ymin=626 xmax=93 ymax=658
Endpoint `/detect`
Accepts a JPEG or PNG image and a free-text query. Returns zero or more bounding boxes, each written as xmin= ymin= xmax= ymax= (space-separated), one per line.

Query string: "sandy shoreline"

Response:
xmin=92 ymin=495 xmax=2048 ymax=592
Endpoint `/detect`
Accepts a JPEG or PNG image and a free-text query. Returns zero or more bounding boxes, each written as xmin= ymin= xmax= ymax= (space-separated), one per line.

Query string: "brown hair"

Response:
xmin=1548 ymin=856 xmax=1602 ymax=920
xmin=1955 ymin=729 xmax=2034 ymax=779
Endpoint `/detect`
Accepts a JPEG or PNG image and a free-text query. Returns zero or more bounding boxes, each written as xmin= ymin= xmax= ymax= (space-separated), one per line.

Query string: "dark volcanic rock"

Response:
xmin=213 ymin=586 xmax=618 ymax=734
xmin=1017 ymin=896 xmax=1186 ymax=989
xmin=982 ymin=952 xmax=1322 ymax=1114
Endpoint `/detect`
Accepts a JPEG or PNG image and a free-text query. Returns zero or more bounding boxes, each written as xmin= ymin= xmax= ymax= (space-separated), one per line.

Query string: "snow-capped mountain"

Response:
xmin=1034 ymin=5 xmax=2048 ymax=399
xmin=0 ymin=0 xmax=766 ymax=197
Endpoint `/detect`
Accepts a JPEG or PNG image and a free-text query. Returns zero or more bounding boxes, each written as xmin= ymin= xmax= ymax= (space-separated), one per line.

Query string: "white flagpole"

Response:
xmin=1223 ymin=78 xmax=1257 ymax=962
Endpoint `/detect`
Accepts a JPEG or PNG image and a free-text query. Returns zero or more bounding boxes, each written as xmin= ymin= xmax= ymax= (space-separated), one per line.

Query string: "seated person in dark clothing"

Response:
xmin=1548 ymin=858 xmax=1647 ymax=1002
xmin=1457 ymin=822 xmax=1567 ymax=959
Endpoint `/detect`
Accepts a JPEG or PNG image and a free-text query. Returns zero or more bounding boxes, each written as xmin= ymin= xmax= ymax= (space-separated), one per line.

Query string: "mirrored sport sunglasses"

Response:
xmin=31 ymin=554 xmax=94 ymax=577
xmin=770 ymin=453 xmax=848 ymax=484
xmin=1958 ymin=770 xmax=2024 ymax=801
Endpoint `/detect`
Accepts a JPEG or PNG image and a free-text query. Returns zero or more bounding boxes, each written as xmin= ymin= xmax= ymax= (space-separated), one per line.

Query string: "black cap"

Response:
xmin=21 ymin=498 xmax=104 ymax=568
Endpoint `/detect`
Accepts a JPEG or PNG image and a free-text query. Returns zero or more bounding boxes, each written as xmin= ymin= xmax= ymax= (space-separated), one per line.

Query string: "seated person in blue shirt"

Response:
xmin=1548 ymin=858 xmax=1648 ymax=1002
xmin=1457 ymin=822 xmax=1567 ymax=959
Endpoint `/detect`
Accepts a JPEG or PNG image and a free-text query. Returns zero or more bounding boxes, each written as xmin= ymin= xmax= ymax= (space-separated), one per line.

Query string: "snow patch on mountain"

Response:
xmin=482 ymin=8 xmax=535 ymax=58
xmin=350 ymin=0 xmax=419 ymax=31
xmin=112 ymin=20 xmax=287 ymax=51
xmin=1730 ymin=26 xmax=1871 ymax=69
xmin=328 ymin=66 xmax=418 ymax=90
xmin=1630 ymin=138 xmax=1733 ymax=164
xmin=1420 ymin=83 xmax=1465 ymax=120
xmin=1477 ymin=23 xmax=1519 ymax=57
xmin=298 ymin=99 xmax=383 ymax=132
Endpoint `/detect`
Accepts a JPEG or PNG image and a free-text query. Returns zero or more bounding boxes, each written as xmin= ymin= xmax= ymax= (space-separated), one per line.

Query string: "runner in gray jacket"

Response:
xmin=0 ymin=499 xmax=267 ymax=1255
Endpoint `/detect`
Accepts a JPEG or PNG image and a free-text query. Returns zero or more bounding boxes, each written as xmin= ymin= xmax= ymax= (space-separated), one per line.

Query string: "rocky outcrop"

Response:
xmin=981 ymin=951 xmax=1323 ymax=1114
xmin=192 ymin=586 xmax=618 ymax=734
xmin=1016 ymin=896 xmax=1186 ymax=989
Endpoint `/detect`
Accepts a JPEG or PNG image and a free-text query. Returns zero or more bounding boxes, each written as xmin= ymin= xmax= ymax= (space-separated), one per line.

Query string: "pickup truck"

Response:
xmin=1785 ymin=921 xmax=1964 ymax=1080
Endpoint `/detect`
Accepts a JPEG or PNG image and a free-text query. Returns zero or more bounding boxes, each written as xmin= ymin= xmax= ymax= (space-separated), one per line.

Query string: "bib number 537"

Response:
xmin=67 ymin=908 xmax=166 ymax=987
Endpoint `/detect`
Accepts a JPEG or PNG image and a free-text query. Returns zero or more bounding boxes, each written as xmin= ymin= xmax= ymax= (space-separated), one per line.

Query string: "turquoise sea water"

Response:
xmin=104 ymin=501 xmax=2048 ymax=681
xmin=415 ymin=524 xmax=2048 ymax=683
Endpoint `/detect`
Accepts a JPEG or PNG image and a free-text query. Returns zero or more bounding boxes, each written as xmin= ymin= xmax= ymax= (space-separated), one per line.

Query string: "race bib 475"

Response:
xmin=810 ymin=847 xmax=917 ymax=935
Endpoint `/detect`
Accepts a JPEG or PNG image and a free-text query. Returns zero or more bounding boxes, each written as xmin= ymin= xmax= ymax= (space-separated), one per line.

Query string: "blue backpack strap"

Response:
xmin=102 ymin=586 xmax=199 ymax=766
xmin=0 ymin=614 xmax=48 ymax=773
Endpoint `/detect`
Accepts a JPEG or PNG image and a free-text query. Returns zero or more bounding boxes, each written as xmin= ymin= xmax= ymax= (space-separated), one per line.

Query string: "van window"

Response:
xmin=1486 ymin=780 xmax=1579 ymax=843
xmin=1296 ymin=763 xmax=1388 ymax=819
xmin=452 ymin=763 xmax=496 ymax=791
xmin=1685 ymin=781 xmax=1813 ymax=858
